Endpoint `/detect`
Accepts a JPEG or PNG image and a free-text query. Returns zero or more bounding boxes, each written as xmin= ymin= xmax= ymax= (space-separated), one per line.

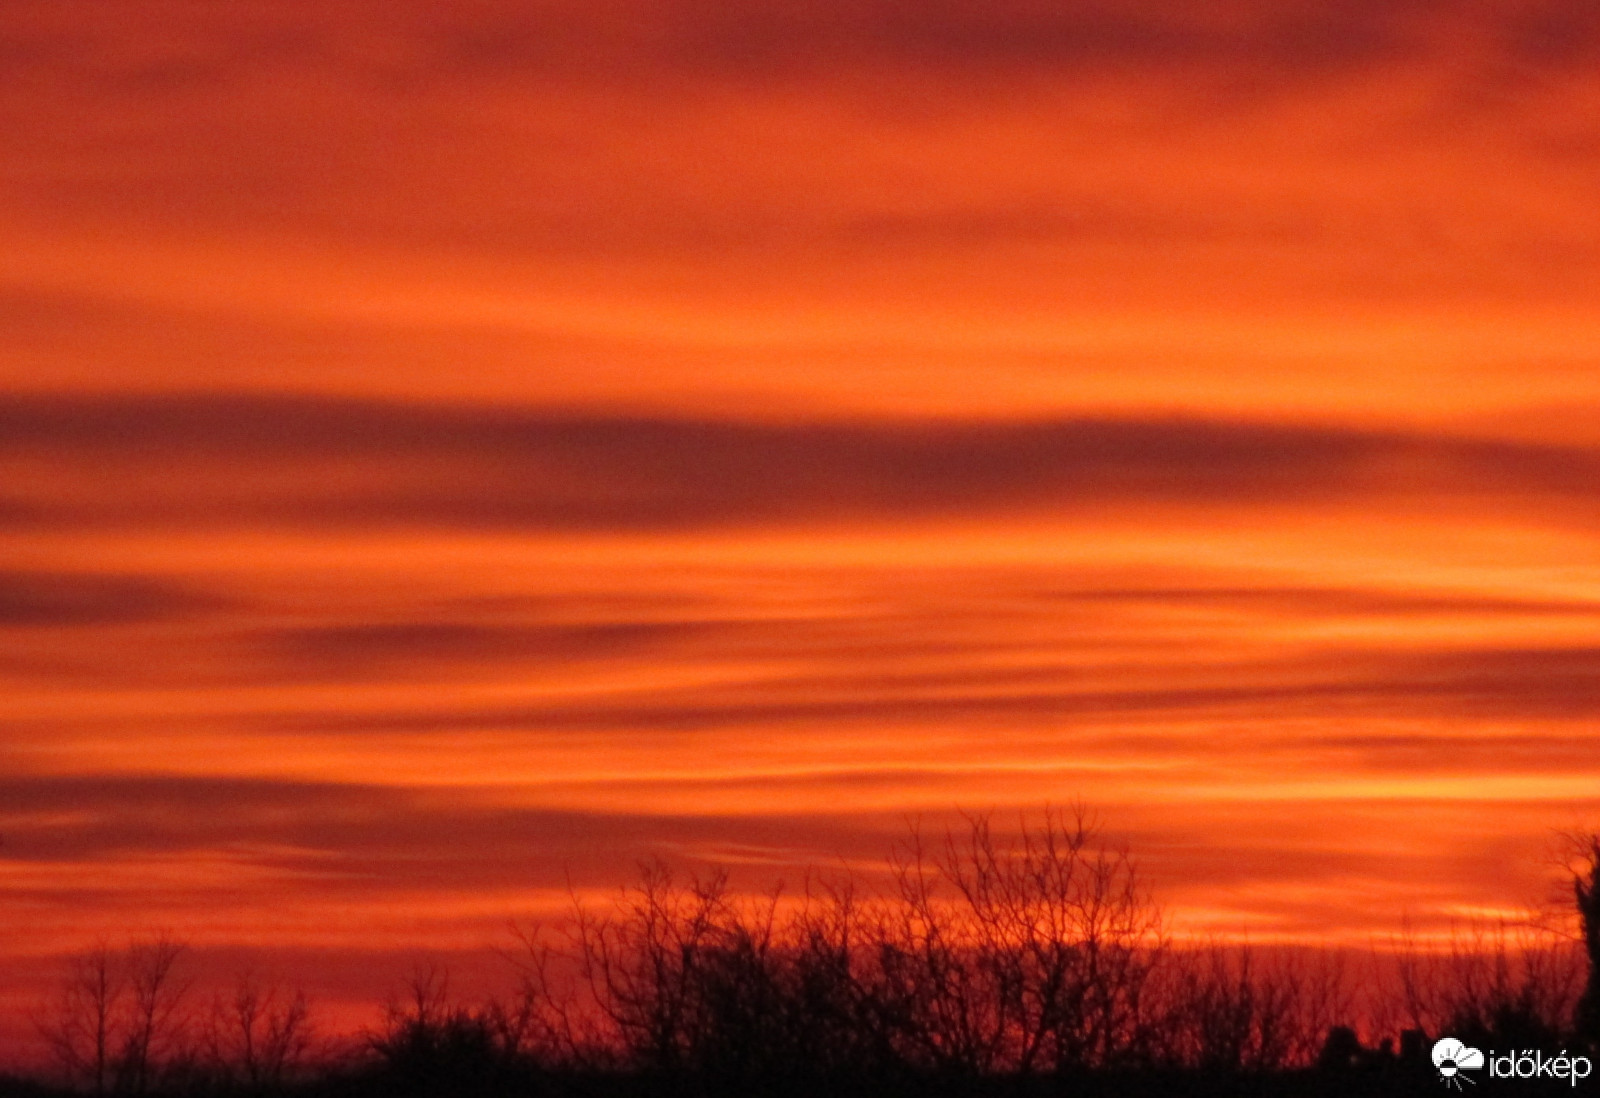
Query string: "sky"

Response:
xmin=3 ymin=0 xmax=1600 ymax=1053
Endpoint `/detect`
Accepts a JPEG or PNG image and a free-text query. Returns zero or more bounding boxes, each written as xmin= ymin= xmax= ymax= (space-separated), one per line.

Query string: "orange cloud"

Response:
xmin=4 ymin=0 xmax=1600 ymax=1064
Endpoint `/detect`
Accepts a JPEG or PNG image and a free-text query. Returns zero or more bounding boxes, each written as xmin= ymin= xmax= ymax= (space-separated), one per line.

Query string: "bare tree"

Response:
xmin=202 ymin=971 xmax=316 ymax=1093
xmin=572 ymin=861 xmax=735 ymax=1074
xmin=1158 ymin=944 xmax=1348 ymax=1071
xmin=40 ymin=936 xmax=190 ymax=1096
xmin=42 ymin=944 xmax=125 ymax=1097
xmin=871 ymin=807 xmax=1166 ymax=1077
xmin=1574 ymin=836 xmax=1600 ymax=1048
xmin=1390 ymin=917 xmax=1580 ymax=1047
xmin=120 ymin=936 xmax=188 ymax=1095
xmin=491 ymin=923 xmax=589 ymax=1068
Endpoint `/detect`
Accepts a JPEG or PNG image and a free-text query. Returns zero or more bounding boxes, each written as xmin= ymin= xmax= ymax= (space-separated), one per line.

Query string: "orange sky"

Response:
xmin=3 ymin=0 xmax=1600 ymax=1056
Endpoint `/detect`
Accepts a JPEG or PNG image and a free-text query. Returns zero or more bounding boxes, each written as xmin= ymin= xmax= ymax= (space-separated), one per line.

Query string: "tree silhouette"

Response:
xmin=40 ymin=936 xmax=188 ymax=1097
xmin=1574 ymin=836 xmax=1600 ymax=1049
xmin=201 ymin=971 xmax=317 ymax=1094
xmin=14 ymin=812 xmax=1600 ymax=1097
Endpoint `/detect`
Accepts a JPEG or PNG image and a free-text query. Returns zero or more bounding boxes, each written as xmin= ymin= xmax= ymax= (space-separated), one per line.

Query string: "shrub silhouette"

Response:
xmin=363 ymin=967 xmax=550 ymax=1098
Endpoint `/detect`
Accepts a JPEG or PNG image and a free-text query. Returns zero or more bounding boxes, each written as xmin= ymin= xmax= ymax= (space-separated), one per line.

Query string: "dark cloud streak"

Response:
xmin=5 ymin=394 xmax=1600 ymax=532
xmin=6 ymin=1 xmax=1591 ymax=86
xmin=0 ymin=570 xmax=221 ymax=627
xmin=244 ymin=643 xmax=1600 ymax=732
xmin=0 ymin=775 xmax=892 ymax=890
xmin=258 ymin=620 xmax=712 ymax=679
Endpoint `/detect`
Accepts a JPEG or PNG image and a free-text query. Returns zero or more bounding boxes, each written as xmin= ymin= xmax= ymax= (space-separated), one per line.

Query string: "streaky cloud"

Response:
xmin=241 ymin=642 xmax=1600 ymax=732
xmin=6 ymin=393 xmax=1600 ymax=531
xmin=0 ymin=569 xmax=223 ymax=627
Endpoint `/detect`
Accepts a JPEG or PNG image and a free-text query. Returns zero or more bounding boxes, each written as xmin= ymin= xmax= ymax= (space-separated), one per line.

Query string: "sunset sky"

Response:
xmin=3 ymin=0 xmax=1600 ymax=1053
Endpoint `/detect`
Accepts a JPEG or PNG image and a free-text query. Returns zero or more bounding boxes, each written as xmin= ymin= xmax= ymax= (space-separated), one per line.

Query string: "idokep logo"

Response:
xmin=1431 ymin=1036 xmax=1595 ymax=1088
xmin=1433 ymin=1038 xmax=1484 ymax=1089
xmin=1486 ymin=1047 xmax=1593 ymax=1087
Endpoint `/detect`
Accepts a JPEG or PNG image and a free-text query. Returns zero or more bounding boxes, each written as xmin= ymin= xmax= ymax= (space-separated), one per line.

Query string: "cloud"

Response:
xmin=0 ymin=775 xmax=893 ymax=892
xmin=1315 ymin=731 xmax=1600 ymax=774
xmin=0 ymin=570 xmax=220 ymax=627
xmin=3 ymin=0 xmax=1599 ymax=984
xmin=641 ymin=0 xmax=1454 ymax=82
xmin=256 ymin=620 xmax=712 ymax=679
xmin=1379 ymin=645 xmax=1600 ymax=720
xmin=4 ymin=0 xmax=1595 ymax=285
xmin=1042 ymin=585 xmax=1600 ymax=617
xmin=6 ymin=394 xmax=1600 ymax=532
xmin=8 ymin=2 xmax=1588 ymax=87
xmin=234 ymin=640 xmax=1600 ymax=735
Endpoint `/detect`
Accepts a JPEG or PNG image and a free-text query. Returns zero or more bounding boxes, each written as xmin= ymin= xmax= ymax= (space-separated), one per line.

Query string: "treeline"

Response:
xmin=8 ymin=811 xmax=1600 ymax=1097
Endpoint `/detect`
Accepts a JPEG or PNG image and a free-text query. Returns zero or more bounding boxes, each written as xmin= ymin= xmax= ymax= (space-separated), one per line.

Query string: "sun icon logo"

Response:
xmin=1432 ymin=1037 xmax=1484 ymax=1089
